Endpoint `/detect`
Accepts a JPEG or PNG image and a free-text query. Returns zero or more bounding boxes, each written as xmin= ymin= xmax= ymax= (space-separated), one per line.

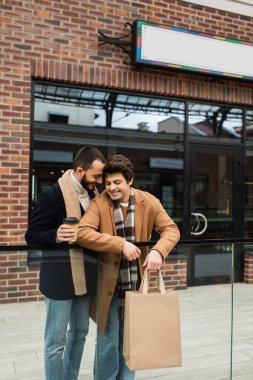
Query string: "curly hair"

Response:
xmin=103 ymin=154 xmax=134 ymax=182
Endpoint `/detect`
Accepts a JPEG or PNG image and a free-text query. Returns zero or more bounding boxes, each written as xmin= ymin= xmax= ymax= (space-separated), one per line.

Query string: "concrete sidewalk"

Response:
xmin=0 ymin=283 xmax=253 ymax=380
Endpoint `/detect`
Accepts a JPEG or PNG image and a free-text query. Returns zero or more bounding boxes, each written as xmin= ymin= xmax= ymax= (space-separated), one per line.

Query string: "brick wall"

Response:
xmin=146 ymin=259 xmax=187 ymax=290
xmin=244 ymin=254 xmax=253 ymax=284
xmin=0 ymin=250 xmax=42 ymax=303
xmin=1 ymin=0 xmax=253 ymax=302
xmin=163 ymin=259 xmax=187 ymax=289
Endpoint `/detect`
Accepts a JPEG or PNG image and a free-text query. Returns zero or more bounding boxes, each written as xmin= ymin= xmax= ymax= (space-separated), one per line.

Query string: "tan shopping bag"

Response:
xmin=123 ymin=269 xmax=182 ymax=370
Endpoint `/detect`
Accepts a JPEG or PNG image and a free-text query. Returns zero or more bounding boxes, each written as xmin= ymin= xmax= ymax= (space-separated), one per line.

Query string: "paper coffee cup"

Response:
xmin=63 ymin=217 xmax=79 ymax=244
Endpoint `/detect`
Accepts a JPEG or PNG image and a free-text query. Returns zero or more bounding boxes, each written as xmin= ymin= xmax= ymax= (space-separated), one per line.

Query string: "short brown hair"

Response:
xmin=73 ymin=146 xmax=106 ymax=170
xmin=103 ymin=154 xmax=134 ymax=182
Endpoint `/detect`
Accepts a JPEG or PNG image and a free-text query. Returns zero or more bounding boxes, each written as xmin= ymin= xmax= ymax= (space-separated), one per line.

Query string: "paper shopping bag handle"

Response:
xmin=139 ymin=269 xmax=166 ymax=294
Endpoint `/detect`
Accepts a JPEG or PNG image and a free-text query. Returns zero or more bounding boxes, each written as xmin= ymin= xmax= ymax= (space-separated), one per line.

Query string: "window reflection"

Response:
xmin=246 ymin=109 xmax=253 ymax=140
xmin=32 ymin=82 xmax=247 ymax=241
xmin=245 ymin=149 xmax=253 ymax=238
xmin=112 ymin=95 xmax=185 ymax=133
xmin=34 ymin=84 xmax=246 ymax=140
xmin=245 ymin=110 xmax=253 ymax=237
xmin=188 ymin=103 xmax=242 ymax=139
xmin=34 ymin=85 xmax=107 ymax=128
xmin=34 ymin=85 xmax=185 ymax=133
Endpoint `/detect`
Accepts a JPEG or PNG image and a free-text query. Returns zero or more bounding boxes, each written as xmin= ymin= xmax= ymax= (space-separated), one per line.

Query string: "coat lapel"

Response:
xmin=108 ymin=197 xmax=117 ymax=236
xmin=134 ymin=189 xmax=145 ymax=241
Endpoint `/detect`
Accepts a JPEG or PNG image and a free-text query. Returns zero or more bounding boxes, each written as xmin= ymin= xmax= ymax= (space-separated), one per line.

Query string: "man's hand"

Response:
xmin=123 ymin=241 xmax=141 ymax=261
xmin=143 ymin=250 xmax=163 ymax=270
xmin=56 ymin=224 xmax=76 ymax=243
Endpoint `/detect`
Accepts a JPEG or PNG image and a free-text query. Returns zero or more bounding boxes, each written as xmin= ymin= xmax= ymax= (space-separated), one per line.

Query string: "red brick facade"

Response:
xmin=0 ymin=250 xmax=42 ymax=302
xmin=162 ymin=259 xmax=187 ymax=289
xmin=244 ymin=254 xmax=253 ymax=284
xmin=146 ymin=259 xmax=187 ymax=291
xmin=1 ymin=0 xmax=253 ymax=302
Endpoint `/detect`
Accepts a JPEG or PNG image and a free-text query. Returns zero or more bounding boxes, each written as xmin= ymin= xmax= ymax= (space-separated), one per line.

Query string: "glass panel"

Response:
xmin=32 ymin=83 xmax=186 ymax=205
xmin=178 ymin=243 xmax=232 ymax=379
xmin=112 ymin=95 xmax=185 ymax=134
xmin=6 ymin=241 xmax=253 ymax=379
xmin=188 ymin=102 xmax=242 ymax=139
xmin=246 ymin=109 xmax=253 ymax=140
xmin=232 ymin=242 xmax=253 ymax=379
xmin=245 ymin=148 xmax=253 ymax=238
xmin=110 ymin=146 xmax=184 ymax=232
xmin=94 ymin=241 xmax=232 ymax=379
xmin=190 ymin=149 xmax=237 ymax=239
xmin=0 ymin=246 xmax=98 ymax=379
xmin=34 ymin=84 xmax=107 ymax=128
xmin=245 ymin=113 xmax=253 ymax=240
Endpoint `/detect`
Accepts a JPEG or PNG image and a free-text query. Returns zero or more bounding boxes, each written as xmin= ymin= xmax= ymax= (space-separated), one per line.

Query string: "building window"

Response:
xmin=188 ymin=102 xmax=242 ymax=140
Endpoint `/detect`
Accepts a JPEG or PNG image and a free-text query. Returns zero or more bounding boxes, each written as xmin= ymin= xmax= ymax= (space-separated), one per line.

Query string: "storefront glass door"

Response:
xmin=186 ymin=145 xmax=243 ymax=285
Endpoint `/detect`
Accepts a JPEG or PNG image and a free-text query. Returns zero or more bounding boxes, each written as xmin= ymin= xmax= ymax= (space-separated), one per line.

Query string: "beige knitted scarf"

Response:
xmin=58 ymin=169 xmax=87 ymax=296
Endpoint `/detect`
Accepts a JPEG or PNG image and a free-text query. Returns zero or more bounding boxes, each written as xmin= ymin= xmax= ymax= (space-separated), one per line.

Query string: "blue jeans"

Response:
xmin=94 ymin=292 xmax=135 ymax=380
xmin=44 ymin=295 xmax=90 ymax=380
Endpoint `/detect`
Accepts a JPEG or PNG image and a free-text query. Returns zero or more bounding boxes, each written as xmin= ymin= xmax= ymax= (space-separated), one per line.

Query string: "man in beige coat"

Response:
xmin=77 ymin=154 xmax=180 ymax=380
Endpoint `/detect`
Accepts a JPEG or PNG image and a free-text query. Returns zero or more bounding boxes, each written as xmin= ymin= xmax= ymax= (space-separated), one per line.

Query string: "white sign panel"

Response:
xmin=134 ymin=20 xmax=253 ymax=80
xmin=180 ymin=1 xmax=253 ymax=18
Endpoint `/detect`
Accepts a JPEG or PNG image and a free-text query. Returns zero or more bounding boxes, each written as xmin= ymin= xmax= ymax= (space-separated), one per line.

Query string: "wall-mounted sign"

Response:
xmin=34 ymin=149 xmax=73 ymax=163
xmin=149 ymin=157 xmax=183 ymax=170
xmin=133 ymin=20 xmax=253 ymax=80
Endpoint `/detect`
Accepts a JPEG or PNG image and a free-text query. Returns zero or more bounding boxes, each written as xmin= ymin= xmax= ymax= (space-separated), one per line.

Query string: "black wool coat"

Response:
xmin=25 ymin=182 xmax=97 ymax=299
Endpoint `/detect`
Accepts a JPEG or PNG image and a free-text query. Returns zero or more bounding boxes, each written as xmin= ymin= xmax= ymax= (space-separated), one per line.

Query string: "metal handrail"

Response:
xmin=1 ymin=238 xmax=253 ymax=251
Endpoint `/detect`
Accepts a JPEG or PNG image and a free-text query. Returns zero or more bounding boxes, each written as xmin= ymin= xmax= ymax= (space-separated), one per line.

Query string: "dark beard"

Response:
xmin=80 ymin=175 xmax=95 ymax=199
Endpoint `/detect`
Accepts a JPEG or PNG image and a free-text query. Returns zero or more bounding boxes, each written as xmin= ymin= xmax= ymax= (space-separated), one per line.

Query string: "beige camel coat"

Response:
xmin=77 ymin=188 xmax=180 ymax=335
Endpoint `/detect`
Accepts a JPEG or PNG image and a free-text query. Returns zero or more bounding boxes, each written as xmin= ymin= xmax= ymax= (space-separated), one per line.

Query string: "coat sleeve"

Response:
xmin=77 ymin=199 xmax=125 ymax=254
xmin=25 ymin=189 xmax=59 ymax=246
xmin=151 ymin=198 xmax=180 ymax=258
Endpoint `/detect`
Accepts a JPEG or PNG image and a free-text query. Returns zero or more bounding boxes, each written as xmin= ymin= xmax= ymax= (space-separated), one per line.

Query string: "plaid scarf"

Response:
xmin=114 ymin=188 xmax=138 ymax=318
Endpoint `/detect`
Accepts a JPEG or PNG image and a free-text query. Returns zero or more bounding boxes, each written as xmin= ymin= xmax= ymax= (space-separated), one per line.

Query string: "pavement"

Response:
xmin=0 ymin=283 xmax=253 ymax=380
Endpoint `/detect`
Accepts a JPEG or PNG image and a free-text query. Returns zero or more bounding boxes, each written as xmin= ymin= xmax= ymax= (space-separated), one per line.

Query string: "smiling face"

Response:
xmin=105 ymin=172 xmax=133 ymax=203
xmin=75 ymin=159 xmax=105 ymax=191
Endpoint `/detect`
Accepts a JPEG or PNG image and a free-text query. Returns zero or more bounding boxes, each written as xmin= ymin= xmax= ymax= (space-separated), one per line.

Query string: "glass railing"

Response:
xmin=1 ymin=239 xmax=253 ymax=380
